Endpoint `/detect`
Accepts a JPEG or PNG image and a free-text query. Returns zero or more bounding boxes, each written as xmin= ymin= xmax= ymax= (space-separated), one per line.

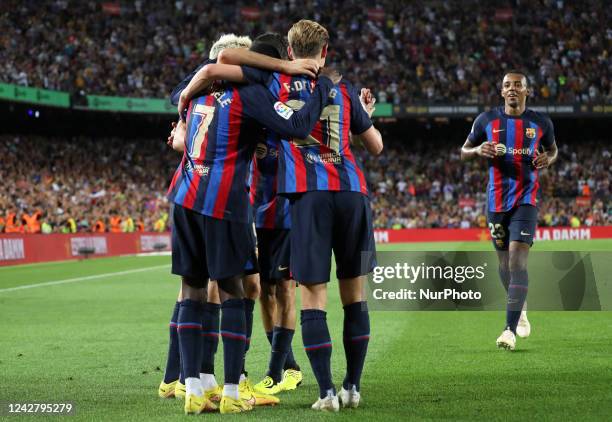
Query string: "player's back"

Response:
xmin=260 ymin=72 xmax=371 ymax=196
xmin=167 ymin=84 xmax=262 ymax=223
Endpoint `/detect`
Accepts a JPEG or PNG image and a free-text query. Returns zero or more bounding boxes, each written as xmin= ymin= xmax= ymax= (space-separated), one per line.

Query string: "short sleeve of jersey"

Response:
xmin=540 ymin=116 xmax=555 ymax=148
xmin=241 ymin=66 xmax=272 ymax=85
xmin=467 ymin=112 xmax=488 ymax=146
xmin=346 ymin=83 xmax=373 ymax=135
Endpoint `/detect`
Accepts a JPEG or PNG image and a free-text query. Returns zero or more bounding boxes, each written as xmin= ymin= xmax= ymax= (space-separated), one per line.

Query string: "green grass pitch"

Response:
xmin=1 ymin=240 xmax=611 ymax=421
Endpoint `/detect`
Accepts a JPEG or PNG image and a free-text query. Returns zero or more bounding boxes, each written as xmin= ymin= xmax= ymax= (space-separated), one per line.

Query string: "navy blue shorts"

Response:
xmin=289 ymin=191 xmax=376 ymax=284
xmin=171 ymin=204 xmax=254 ymax=284
xmin=487 ymin=204 xmax=537 ymax=251
xmin=256 ymin=228 xmax=291 ymax=283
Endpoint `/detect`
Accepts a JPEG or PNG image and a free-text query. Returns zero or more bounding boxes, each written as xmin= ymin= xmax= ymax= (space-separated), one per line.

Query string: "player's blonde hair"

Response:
xmin=287 ymin=19 xmax=329 ymax=58
xmin=208 ymin=34 xmax=252 ymax=59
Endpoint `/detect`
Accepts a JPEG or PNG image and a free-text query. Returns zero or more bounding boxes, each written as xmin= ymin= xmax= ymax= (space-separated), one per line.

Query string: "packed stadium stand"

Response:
xmin=1 ymin=0 xmax=610 ymax=104
xmin=1 ymin=135 xmax=609 ymax=233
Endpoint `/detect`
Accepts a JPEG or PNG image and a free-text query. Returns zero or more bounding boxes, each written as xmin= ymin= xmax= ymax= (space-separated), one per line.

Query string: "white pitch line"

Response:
xmin=0 ymin=264 xmax=170 ymax=293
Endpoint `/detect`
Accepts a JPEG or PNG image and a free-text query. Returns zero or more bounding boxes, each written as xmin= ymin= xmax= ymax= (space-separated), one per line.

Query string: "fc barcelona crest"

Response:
xmin=525 ymin=128 xmax=536 ymax=139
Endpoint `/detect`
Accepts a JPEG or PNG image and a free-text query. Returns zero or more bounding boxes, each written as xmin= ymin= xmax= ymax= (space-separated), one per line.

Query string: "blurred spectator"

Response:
xmin=0 ymin=0 xmax=610 ymax=104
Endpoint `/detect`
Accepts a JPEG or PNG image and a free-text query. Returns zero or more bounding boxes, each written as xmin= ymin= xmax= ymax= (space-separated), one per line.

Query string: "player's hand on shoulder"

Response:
xmin=477 ymin=142 xmax=496 ymax=159
xmin=319 ymin=67 xmax=342 ymax=85
xmin=284 ymin=58 xmax=319 ymax=78
xmin=360 ymin=88 xmax=376 ymax=118
xmin=532 ymin=149 xmax=550 ymax=169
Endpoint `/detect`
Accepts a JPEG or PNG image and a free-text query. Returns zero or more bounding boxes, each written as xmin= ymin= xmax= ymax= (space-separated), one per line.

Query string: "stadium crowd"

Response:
xmin=0 ymin=136 xmax=609 ymax=233
xmin=1 ymin=0 xmax=610 ymax=104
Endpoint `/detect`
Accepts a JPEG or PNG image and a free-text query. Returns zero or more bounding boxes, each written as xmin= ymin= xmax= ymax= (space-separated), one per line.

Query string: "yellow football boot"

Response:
xmin=174 ymin=381 xmax=186 ymax=400
xmin=219 ymin=396 xmax=253 ymax=414
xmin=240 ymin=378 xmax=280 ymax=406
xmin=158 ymin=380 xmax=177 ymax=398
xmin=254 ymin=376 xmax=282 ymax=395
xmin=280 ymin=369 xmax=303 ymax=391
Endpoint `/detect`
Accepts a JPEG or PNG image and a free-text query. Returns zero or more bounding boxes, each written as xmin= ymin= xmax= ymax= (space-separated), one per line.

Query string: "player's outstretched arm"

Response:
xmin=217 ymin=48 xmax=319 ymax=78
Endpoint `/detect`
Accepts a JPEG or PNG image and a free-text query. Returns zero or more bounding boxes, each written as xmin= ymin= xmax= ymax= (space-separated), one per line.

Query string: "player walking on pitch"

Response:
xmin=461 ymin=71 xmax=558 ymax=350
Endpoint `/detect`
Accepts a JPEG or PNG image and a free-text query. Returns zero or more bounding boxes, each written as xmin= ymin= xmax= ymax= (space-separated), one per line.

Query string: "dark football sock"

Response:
xmin=342 ymin=301 xmax=370 ymax=391
xmin=177 ymin=299 xmax=203 ymax=380
xmin=221 ymin=299 xmax=246 ymax=385
xmin=506 ymin=270 xmax=529 ymax=333
xmin=499 ymin=267 xmax=511 ymax=291
xmin=201 ymin=302 xmax=220 ymax=375
xmin=283 ymin=342 xmax=300 ymax=371
xmin=301 ymin=309 xmax=334 ymax=399
xmin=266 ymin=330 xmax=273 ymax=345
xmin=163 ymin=301 xmax=181 ymax=383
xmin=242 ymin=298 xmax=255 ymax=375
xmin=268 ymin=326 xmax=294 ymax=383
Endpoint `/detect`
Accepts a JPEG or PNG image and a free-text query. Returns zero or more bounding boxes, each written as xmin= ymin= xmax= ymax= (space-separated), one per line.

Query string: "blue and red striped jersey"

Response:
xmin=242 ymin=67 xmax=373 ymax=196
xmin=468 ymin=107 xmax=556 ymax=212
xmin=248 ymin=132 xmax=290 ymax=229
xmin=167 ymin=78 xmax=334 ymax=223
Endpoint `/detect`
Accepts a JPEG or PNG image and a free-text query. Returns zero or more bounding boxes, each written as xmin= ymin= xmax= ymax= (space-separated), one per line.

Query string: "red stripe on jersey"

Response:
xmin=212 ymin=89 xmax=242 ymax=219
xmin=529 ymin=126 xmax=543 ymax=205
xmin=278 ymin=74 xmax=292 ymax=102
xmin=512 ymin=119 xmax=524 ymax=208
xmin=290 ymin=142 xmax=307 ymax=192
xmin=339 ymin=84 xmax=368 ymax=194
xmin=491 ymin=119 xmax=503 ymax=212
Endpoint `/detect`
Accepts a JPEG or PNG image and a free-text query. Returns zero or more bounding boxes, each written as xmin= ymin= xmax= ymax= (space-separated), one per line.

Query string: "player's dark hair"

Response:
xmin=504 ymin=69 xmax=529 ymax=87
xmin=250 ymin=32 xmax=288 ymax=60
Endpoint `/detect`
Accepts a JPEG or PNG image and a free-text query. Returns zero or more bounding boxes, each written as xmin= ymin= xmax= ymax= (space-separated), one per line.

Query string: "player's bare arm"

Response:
xmin=217 ymin=48 xmax=319 ymax=78
xmin=352 ymin=88 xmax=382 ymax=155
xmin=177 ymin=64 xmax=245 ymax=117
xmin=461 ymin=139 xmax=495 ymax=160
xmin=533 ymin=142 xmax=558 ymax=169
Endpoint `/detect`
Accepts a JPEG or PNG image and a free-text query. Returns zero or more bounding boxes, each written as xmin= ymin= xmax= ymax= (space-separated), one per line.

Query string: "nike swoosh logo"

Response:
xmin=520 ymin=231 xmax=531 ymax=236
xmin=278 ymin=266 xmax=288 ymax=271
xmin=493 ymin=129 xmax=505 ymax=133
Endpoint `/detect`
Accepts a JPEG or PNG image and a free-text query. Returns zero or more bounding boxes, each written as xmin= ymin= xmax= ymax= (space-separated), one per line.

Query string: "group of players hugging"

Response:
xmin=156 ymin=18 xmax=556 ymax=415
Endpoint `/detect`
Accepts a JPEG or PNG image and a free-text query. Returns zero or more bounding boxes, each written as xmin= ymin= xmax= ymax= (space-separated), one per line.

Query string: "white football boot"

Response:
xmin=516 ymin=311 xmax=531 ymax=338
xmin=496 ymin=329 xmax=516 ymax=350
xmin=339 ymin=385 xmax=360 ymax=408
xmin=311 ymin=390 xmax=340 ymax=412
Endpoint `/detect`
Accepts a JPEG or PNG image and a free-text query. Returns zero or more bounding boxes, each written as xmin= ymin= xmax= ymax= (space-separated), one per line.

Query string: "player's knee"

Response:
xmin=243 ymin=274 xmax=261 ymax=299
xmin=260 ymin=283 xmax=276 ymax=304
xmin=181 ymin=277 xmax=204 ymax=299
xmin=217 ymin=276 xmax=245 ymax=299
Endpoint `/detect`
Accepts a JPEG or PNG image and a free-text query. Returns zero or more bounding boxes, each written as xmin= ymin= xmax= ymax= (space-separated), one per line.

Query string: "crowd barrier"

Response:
xmin=1 ymin=227 xmax=611 ymax=266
